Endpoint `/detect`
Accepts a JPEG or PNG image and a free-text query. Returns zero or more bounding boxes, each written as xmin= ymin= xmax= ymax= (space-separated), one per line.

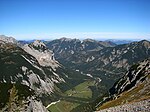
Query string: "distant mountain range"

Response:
xmin=18 ymin=37 xmax=136 ymax=45
xmin=0 ymin=35 xmax=149 ymax=112
xmin=105 ymin=39 xmax=134 ymax=45
xmin=46 ymin=38 xmax=150 ymax=95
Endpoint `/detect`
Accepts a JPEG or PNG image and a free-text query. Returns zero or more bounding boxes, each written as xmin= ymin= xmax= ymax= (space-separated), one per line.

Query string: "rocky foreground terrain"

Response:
xmin=96 ymin=58 xmax=150 ymax=112
xmin=97 ymin=99 xmax=150 ymax=112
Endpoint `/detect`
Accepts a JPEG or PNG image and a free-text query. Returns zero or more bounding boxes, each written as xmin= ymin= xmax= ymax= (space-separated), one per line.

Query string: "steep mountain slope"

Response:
xmin=71 ymin=40 xmax=150 ymax=75
xmin=46 ymin=37 xmax=115 ymax=52
xmin=46 ymin=38 xmax=118 ymax=99
xmin=96 ymin=58 xmax=150 ymax=111
xmin=1 ymin=36 xmax=150 ymax=112
xmin=46 ymin=38 xmax=115 ymax=68
xmin=46 ymin=38 xmax=150 ymax=112
xmin=0 ymin=41 xmax=64 ymax=95
xmin=0 ymin=40 xmax=68 ymax=111
xmin=23 ymin=40 xmax=60 ymax=69
xmin=0 ymin=42 xmax=51 ymax=111
xmin=46 ymin=39 xmax=150 ymax=97
xmin=0 ymin=83 xmax=48 ymax=112
xmin=22 ymin=40 xmax=91 ymax=92
xmin=46 ymin=39 xmax=150 ymax=78
xmin=0 ymin=37 xmax=92 ymax=111
xmin=97 ymin=40 xmax=150 ymax=70
xmin=83 ymin=40 xmax=150 ymax=85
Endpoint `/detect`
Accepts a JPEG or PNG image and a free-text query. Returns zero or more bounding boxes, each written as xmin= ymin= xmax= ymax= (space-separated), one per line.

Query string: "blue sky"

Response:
xmin=0 ymin=0 xmax=150 ymax=40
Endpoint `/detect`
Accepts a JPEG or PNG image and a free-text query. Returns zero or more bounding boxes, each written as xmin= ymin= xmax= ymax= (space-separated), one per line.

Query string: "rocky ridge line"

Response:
xmin=97 ymin=99 xmax=150 ymax=112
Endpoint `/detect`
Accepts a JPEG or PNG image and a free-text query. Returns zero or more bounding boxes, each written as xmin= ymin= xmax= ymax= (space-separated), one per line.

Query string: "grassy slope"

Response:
xmin=48 ymin=80 xmax=95 ymax=112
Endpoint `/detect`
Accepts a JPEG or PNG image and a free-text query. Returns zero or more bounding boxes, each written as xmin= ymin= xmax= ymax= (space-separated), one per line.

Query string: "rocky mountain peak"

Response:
xmin=139 ymin=40 xmax=150 ymax=48
xmin=32 ymin=40 xmax=46 ymax=47
xmin=0 ymin=35 xmax=18 ymax=44
xmin=103 ymin=41 xmax=116 ymax=46
xmin=60 ymin=37 xmax=72 ymax=42
xmin=23 ymin=40 xmax=60 ymax=69
xmin=28 ymin=40 xmax=48 ymax=52
xmin=82 ymin=39 xmax=116 ymax=47
xmin=59 ymin=37 xmax=81 ymax=43
xmin=83 ymin=38 xmax=96 ymax=43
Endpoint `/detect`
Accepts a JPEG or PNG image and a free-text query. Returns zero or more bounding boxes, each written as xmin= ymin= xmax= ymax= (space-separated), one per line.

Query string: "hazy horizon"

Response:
xmin=1 ymin=34 xmax=149 ymax=42
xmin=1 ymin=32 xmax=150 ymax=41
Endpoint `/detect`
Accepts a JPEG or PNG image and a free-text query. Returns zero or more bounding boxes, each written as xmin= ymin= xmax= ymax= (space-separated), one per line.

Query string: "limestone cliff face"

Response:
xmin=0 ymin=35 xmax=18 ymax=44
xmin=109 ymin=58 xmax=150 ymax=97
xmin=0 ymin=41 xmax=65 ymax=95
xmin=0 ymin=39 xmax=65 ymax=112
xmin=23 ymin=40 xmax=60 ymax=70
xmin=96 ymin=59 xmax=150 ymax=111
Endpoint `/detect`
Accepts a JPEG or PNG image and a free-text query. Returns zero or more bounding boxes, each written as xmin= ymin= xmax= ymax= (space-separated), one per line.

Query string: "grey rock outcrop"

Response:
xmin=23 ymin=40 xmax=60 ymax=70
xmin=0 ymin=35 xmax=18 ymax=44
xmin=109 ymin=58 xmax=150 ymax=97
xmin=0 ymin=41 xmax=65 ymax=112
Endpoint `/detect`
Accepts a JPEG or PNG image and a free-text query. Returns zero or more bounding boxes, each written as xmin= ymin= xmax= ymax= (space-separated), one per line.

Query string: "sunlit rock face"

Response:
xmin=0 ymin=41 xmax=63 ymax=95
xmin=23 ymin=40 xmax=60 ymax=70
xmin=0 ymin=35 xmax=18 ymax=44
xmin=109 ymin=58 xmax=150 ymax=96
xmin=0 ymin=40 xmax=66 ymax=111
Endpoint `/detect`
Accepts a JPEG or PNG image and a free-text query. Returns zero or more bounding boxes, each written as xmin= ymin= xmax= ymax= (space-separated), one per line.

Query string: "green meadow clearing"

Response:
xmin=48 ymin=80 xmax=95 ymax=112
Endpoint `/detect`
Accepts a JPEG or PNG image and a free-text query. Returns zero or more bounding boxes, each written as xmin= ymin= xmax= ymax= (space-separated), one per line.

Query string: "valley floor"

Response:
xmin=97 ymin=99 xmax=150 ymax=112
xmin=47 ymin=80 xmax=95 ymax=112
